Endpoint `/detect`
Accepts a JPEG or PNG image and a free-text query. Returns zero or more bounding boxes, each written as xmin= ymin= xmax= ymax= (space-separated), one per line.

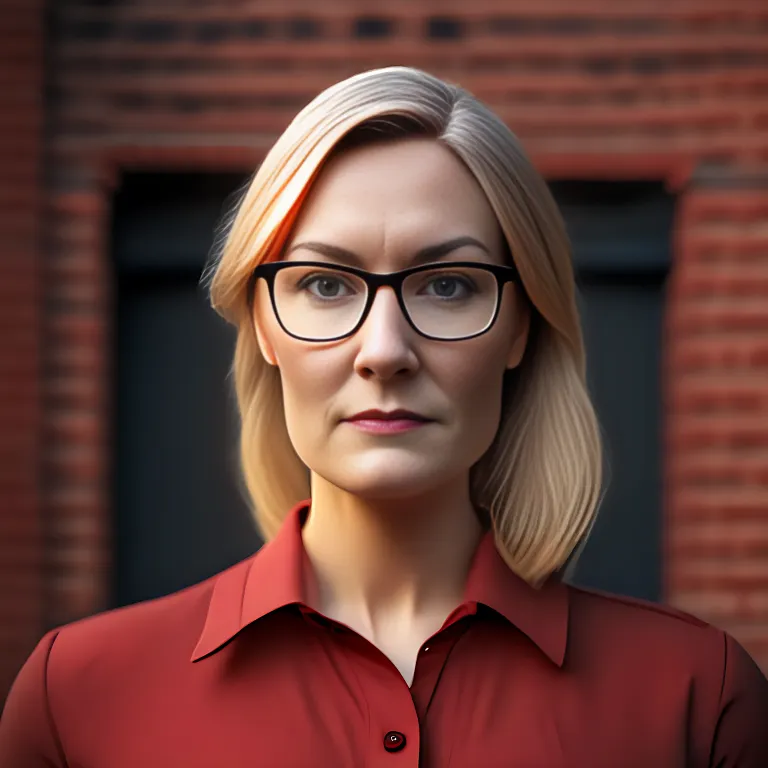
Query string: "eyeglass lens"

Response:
xmin=272 ymin=265 xmax=499 ymax=340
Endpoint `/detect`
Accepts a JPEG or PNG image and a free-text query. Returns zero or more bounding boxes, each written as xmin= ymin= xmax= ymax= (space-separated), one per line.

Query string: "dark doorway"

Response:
xmin=552 ymin=181 xmax=674 ymax=601
xmin=112 ymin=174 xmax=260 ymax=608
xmin=111 ymin=174 xmax=672 ymax=608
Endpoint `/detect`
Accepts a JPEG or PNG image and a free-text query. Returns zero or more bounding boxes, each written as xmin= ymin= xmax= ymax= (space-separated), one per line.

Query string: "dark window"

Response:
xmin=486 ymin=16 xmax=537 ymax=35
xmin=112 ymin=93 xmax=151 ymax=110
xmin=112 ymin=173 xmax=258 ymax=608
xmin=676 ymin=53 xmax=710 ymax=71
xmin=721 ymin=50 xmax=761 ymax=68
xmin=426 ymin=16 xmax=463 ymax=39
xmin=583 ymin=56 xmax=619 ymax=75
xmin=354 ymin=17 xmax=393 ymax=39
xmin=550 ymin=180 xmax=674 ymax=602
xmin=169 ymin=95 xmax=205 ymax=114
xmin=127 ymin=20 xmax=178 ymax=43
xmin=613 ymin=17 xmax=663 ymax=35
xmin=63 ymin=19 xmax=116 ymax=41
xmin=630 ymin=56 xmax=669 ymax=75
xmin=286 ymin=17 xmax=321 ymax=39
xmin=193 ymin=21 xmax=236 ymax=44
xmin=545 ymin=16 xmax=598 ymax=35
xmin=241 ymin=19 xmax=272 ymax=39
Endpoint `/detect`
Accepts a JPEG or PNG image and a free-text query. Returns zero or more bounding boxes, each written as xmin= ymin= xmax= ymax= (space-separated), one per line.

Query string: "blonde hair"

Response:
xmin=207 ymin=66 xmax=603 ymax=586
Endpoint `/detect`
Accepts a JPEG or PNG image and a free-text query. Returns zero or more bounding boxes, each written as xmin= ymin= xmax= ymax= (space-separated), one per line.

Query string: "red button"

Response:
xmin=383 ymin=731 xmax=406 ymax=752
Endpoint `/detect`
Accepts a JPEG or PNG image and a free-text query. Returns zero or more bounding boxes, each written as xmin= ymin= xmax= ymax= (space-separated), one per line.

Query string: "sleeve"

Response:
xmin=0 ymin=630 xmax=67 ymax=768
xmin=709 ymin=630 xmax=768 ymax=767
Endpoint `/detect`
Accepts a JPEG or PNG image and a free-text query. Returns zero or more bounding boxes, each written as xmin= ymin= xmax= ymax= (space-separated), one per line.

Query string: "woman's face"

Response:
xmin=254 ymin=138 xmax=529 ymax=500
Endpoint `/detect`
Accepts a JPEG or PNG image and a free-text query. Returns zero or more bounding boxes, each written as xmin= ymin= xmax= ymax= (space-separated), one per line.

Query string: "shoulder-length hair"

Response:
xmin=207 ymin=66 xmax=603 ymax=586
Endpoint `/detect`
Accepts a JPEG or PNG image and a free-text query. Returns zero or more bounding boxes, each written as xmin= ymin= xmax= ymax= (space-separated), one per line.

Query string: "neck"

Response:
xmin=301 ymin=474 xmax=485 ymax=631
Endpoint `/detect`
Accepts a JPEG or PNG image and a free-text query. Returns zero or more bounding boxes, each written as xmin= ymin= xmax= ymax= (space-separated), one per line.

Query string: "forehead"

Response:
xmin=286 ymin=138 xmax=504 ymax=259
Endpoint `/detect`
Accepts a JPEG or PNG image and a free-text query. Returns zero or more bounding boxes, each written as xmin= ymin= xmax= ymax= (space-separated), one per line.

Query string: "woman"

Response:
xmin=2 ymin=67 xmax=766 ymax=767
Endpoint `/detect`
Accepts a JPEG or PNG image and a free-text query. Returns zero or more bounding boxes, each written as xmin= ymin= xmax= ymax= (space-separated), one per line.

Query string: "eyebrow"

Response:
xmin=285 ymin=236 xmax=491 ymax=267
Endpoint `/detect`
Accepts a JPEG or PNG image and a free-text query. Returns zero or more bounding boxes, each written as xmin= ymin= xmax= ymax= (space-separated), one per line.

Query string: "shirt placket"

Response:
xmin=347 ymin=615 xmax=475 ymax=767
xmin=301 ymin=604 xmax=477 ymax=767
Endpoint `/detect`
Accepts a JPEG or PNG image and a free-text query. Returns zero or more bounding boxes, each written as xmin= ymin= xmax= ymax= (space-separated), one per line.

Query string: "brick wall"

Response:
xmin=2 ymin=0 xmax=768 ymax=698
xmin=667 ymin=180 xmax=768 ymax=664
xmin=0 ymin=2 xmax=45 ymax=700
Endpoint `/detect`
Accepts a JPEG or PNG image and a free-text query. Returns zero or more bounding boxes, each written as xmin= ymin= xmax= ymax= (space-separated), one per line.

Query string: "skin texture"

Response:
xmin=253 ymin=138 xmax=530 ymax=683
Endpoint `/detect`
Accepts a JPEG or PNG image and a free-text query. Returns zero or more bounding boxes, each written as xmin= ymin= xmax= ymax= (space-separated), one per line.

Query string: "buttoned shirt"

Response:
xmin=2 ymin=500 xmax=767 ymax=767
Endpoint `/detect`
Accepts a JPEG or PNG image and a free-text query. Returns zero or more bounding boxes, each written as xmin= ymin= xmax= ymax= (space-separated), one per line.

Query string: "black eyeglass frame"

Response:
xmin=247 ymin=260 xmax=520 ymax=342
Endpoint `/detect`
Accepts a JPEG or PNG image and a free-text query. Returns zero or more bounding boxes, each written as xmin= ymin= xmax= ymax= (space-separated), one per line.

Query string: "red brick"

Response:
xmin=670 ymin=298 xmax=768 ymax=333
xmin=670 ymin=537 xmax=768 ymax=559
xmin=670 ymin=335 xmax=768 ymax=372
xmin=48 ymin=574 xmax=108 ymax=622
xmin=48 ymin=344 xmax=105 ymax=375
xmin=50 ymin=191 xmax=106 ymax=217
xmin=687 ymin=195 xmax=768 ymax=221
xmin=45 ymin=445 xmax=106 ymax=484
xmin=675 ymin=265 xmax=768 ymax=298
xmin=45 ymin=375 xmax=105 ymax=410
xmin=669 ymin=451 xmax=768 ymax=486
xmin=669 ymin=487 xmax=768 ymax=521
xmin=0 ymin=0 xmax=44 ymax=702
xmin=671 ymin=375 xmax=768 ymax=413
xmin=54 ymin=69 xmax=768 ymax=104
xmin=52 ymin=31 xmax=768 ymax=62
xmin=49 ymin=313 xmax=108 ymax=346
xmin=672 ymin=590 xmax=768 ymax=622
xmin=45 ymin=411 xmax=103 ymax=443
xmin=669 ymin=415 xmax=768 ymax=450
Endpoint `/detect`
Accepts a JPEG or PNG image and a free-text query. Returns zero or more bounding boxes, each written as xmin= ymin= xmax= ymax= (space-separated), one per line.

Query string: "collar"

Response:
xmin=192 ymin=500 xmax=569 ymax=666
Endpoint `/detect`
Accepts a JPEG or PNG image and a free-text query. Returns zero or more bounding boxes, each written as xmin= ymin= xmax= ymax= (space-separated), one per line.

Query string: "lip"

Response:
xmin=342 ymin=409 xmax=434 ymax=435
xmin=345 ymin=409 xmax=431 ymax=422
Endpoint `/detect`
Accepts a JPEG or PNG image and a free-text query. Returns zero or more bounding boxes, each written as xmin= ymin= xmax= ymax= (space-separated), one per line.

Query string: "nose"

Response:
xmin=352 ymin=286 xmax=419 ymax=381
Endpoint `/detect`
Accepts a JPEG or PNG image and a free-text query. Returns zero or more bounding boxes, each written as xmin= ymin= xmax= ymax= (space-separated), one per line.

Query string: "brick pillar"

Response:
xmin=667 ymin=174 xmax=768 ymax=671
xmin=0 ymin=2 xmax=45 ymax=701
xmin=45 ymin=171 xmax=114 ymax=629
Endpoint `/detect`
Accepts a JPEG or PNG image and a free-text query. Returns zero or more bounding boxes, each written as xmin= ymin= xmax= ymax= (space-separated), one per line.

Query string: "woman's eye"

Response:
xmin=300 ymin=274 xmax=353 ymax=299
xmin=424 ymin=275 xmax=475 ymax=299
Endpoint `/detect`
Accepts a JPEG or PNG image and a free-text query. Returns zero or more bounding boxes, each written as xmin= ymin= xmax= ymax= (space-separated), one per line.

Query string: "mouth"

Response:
xmin=343 ymin=409 xmax=432 ymax=423
xmin=341 ymin=409 xmax=434 ymax=434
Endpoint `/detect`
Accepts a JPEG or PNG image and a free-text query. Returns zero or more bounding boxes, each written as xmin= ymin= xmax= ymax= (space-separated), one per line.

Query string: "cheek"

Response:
xmin=454 ymin=354 xmax=506 ymax=408
xmin=439 ymin=337 xmax=510 ymax=440
xmin=272 ymin=343 xmax=347 ymax=447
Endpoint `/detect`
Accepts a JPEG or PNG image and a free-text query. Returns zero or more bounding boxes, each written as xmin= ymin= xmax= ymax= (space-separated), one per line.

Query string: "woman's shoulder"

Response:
xmin=0 ymin=556 xmax=254 ymax=765
xmin=53 ymin=574 xmax=216 ymax=659
xmin=566 ymin=583 xmax=767 ymax=710
xmin=567 ymin=582 xmax=712 ymax=632
xmin=51 ymin=554 xmax=255 ymax=663
xmin=564 ymin=584 xmax=768 ymax=762
xmin=566 ymin=582 xmax=734 ymax=662
xmin=18 ymin=555 xmax=253 ymax=699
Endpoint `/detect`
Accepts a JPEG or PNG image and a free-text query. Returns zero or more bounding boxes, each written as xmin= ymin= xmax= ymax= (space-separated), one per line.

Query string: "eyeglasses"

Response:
xmin=248 ymin=260 xmax=519 ymax=342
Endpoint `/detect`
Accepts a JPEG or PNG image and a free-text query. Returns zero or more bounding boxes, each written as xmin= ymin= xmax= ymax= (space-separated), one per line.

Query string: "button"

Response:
xmin=383 ymin=731 xmax=406 ymax=752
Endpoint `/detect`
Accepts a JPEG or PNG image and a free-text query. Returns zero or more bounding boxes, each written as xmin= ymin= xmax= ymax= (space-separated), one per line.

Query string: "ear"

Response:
xmin=506 ymin=287 xmax=531 ymax=370
xmin=252 ymin=280 xmax=279 ymax=367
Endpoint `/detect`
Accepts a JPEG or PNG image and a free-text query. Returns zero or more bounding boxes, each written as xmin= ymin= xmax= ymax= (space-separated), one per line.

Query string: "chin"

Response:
xmin=325 ymin=450 xmax=457 ymax=500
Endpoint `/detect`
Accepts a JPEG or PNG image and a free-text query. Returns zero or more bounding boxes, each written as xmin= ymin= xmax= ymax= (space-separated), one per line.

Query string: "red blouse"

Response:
xmin=2 ymin=500 xmax=767 ymax=767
